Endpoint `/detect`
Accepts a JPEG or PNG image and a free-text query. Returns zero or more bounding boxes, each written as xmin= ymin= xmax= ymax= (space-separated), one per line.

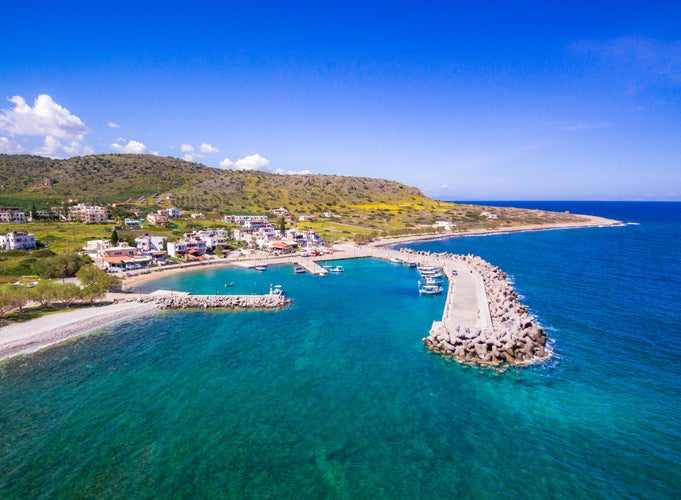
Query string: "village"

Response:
xmin=1 ymin=203 xmax=497 ymax=277
xmin=0 ymin=204 xmax=347 ymax=276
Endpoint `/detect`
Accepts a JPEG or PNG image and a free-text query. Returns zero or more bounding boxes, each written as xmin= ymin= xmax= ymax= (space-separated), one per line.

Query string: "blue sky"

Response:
xmin=1 ymin=1 xmax=680 ymax=200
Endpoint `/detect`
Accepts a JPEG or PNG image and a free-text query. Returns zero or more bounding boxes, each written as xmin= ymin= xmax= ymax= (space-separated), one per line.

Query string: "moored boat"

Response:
xmin=293 ymin=265 xmax=306 ymax=274
xmin=418 ymin=277 xmax=443 ymax=286
xmin=418 ymin=284 xmax=443 ymax=295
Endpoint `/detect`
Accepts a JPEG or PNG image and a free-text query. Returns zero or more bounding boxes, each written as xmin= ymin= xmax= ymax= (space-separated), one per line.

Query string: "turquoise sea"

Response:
xmin=1 ymin=202 xmax=680 ymax=499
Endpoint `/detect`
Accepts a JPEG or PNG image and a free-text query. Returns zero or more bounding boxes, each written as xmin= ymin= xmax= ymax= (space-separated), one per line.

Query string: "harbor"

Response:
xmin=224 ymin=241 xmax=546 ymax=366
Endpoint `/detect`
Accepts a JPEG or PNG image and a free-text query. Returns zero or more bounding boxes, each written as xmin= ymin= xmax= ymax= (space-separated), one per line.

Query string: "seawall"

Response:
xmin=130 ymin=293 xmax=292 ymax=310
xmin=398 ymin=249 xmax=550 ymax=367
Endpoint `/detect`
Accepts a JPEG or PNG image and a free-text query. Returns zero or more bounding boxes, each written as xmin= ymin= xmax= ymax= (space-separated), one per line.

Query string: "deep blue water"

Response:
xmin=1 ymin=202 xmax=680 ymax=498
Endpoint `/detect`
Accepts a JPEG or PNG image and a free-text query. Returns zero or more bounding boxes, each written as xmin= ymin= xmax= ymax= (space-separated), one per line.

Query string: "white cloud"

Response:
xmin=35 ymin=135 xmax=94 ymax=158
xmin=111 ymin=139 xmax=147 ymax=154
xmin=183 ymin=154 xmax=196 ymax=162
xmin=180 ymin=143 xmax=195 ymax=153
xmin=219 ymin=153 xmax=271 ymax=171
xmin=0 ymin=94 xmax=89 ymax=141
xmin=107 ymin=121 xmax=121 ymax=129
xmin=199 ymin=142 xmax=219 ymax=154
xmin=0 ymin=136 xmax=24 ymax=154
xmin=0 ymin=94 xmax=93 ymax=158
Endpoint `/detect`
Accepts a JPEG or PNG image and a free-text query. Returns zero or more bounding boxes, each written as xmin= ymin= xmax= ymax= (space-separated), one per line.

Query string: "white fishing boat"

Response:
xmin=419 ymin=284 xmax=443 ymax=295
xmin=329 ymin=265 xmax=344 ymax=273
xmin=293 ymin=265 xmax=306 ymax=274
xmin=269 ymin=284 xmax=284 ymax=295
xmin=420 ymin=269 xmax=443 ymax=279
xmin=389 ymin=256 xmax=403 ymax=264
xmin=418 ymin=277 xmax=443 ymax=286
xmin=255 ymin=265 xmax=267 ymax=271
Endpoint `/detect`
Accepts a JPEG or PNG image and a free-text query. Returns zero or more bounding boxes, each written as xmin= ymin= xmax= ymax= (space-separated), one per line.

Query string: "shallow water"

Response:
xmin=1 ymin=202 xmax=679 ymax=498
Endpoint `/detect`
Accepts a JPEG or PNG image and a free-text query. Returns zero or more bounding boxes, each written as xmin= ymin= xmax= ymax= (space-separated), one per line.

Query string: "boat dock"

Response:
xmin=151 ymin=243 xmax=493 ymax=336
xmin=355 ymin=245 xmax=492 ymax=334
xmin=233 ymin=243 xmax=492 ymax=333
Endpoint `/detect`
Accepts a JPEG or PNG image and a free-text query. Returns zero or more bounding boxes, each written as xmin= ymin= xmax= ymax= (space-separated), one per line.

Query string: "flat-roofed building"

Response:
xmin=0 ymin=207 xmax=26 ymax=224
xmin=0 ymin=231 xmax=36 ymax=250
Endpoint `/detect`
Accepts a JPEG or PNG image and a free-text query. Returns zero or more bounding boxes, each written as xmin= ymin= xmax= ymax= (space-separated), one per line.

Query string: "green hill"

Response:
xmin=0 ymin=153 xmax=584 ymax=235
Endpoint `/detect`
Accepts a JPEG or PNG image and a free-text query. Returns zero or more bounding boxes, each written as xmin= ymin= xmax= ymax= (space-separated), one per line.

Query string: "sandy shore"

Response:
xmin=0 ymin=301 xmax=158 ymax=362
xmin=0 ymin=212 xmax=621 ymax=363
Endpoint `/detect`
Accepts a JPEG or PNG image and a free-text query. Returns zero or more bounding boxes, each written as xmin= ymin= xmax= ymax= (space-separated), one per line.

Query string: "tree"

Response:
xmin=55 ymin=283 xmax=81 ymax=307
xmin=32 ymin=253 xmax=90 ymax=279
xmin=0 ymin=286 xmax=30 ymax=314
xmin=76 ymin=265 xmax=121 ymax=303
xmin=29 ymin=281 xmax=58 ymax=307
xmin=278 ymin=217 xmax=286 ymax=234
xmin=111 ymin=228 xmax=120 ymax=245
xmin=0 ymin=287 xmax=16 ymax=318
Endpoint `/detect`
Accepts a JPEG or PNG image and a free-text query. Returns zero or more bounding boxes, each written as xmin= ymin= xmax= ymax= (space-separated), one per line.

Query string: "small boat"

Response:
xmin=224 ymin=282 xmax=234 ymax=287
xmin=420 ymin=269 xmax=443 ymax=279
xmin=293 ymin=265 xmax=306 ymax=274
xmin=389 ymin=256 xmax=403 ymax=264
xmin=418 ymin=277 xmax=443 ymax=286
xmin=419 ymin=284 xmax=443 ymax=295
xmin=329 ymin=265 xmax=344 ymax=273
xmin=270 ymin=284 xmax=284 ymax=295
xmin=405 ymin=261 xmax=417 ymax=268
xmin=255 ymin=265 xmax=267 ymax=271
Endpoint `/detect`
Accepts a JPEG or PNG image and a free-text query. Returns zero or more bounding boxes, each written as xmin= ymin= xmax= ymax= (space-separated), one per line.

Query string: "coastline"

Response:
xmin=0 ymin=213 xmax=620 ymax=363
xmin=0 ymin=301 xmax=159 ymax=362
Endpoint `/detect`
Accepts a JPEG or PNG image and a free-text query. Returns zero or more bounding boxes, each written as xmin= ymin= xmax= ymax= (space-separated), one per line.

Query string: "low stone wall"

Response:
xmin=401 ymin=249 xmax=551 ymax=367
xmin=133 ymin=294 xmax=292 ymax=310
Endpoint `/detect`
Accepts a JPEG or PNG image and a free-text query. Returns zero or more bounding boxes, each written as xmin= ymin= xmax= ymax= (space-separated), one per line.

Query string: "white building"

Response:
xmin=82 ymin=239 xmax=111 ymax=257
xmin=480 ymin=211 xmax=498 ymax=219
xmin=194 ymin=229 xmax=229 ymax=250
xmin=434 ymin=221 xmax=456 ymax=231
xmin=286 ymin=228 xmax=323 ymax=247
xmin=69 ymin=203 xmax=108 ymax=223
xmin=225 ymin=215 xmax=269 ymax=226
xmin=0 ymin=231 xmax=36 ymax=250
xmin=0 ymin=207 xmax=26 ymax=224
xmin=167 ymin=236 xmax=207 ymax=258
xmin=135 ymin=234 xmax=167 ymax=253
xmin=168 ymin=207 xmax=181 ymax=218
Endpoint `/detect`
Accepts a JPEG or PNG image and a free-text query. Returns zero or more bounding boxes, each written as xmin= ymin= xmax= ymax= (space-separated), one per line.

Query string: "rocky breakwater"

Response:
xmin=401 ymin=248 xmax=551 ymax=367
xmin=135 ymin=294 xmax=292 ymax=310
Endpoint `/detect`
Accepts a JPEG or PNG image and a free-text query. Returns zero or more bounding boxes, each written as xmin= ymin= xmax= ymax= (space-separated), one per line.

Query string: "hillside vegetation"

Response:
xmin=0 ymin=153 xmax=583 ymax=236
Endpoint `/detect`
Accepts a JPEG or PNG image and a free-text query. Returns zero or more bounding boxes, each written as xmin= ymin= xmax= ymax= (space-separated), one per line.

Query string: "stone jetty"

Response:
xmin=399 ymin=249 xmax=551 ymax=367
xmin=129 ymin=293 xmax=291 ymax=310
